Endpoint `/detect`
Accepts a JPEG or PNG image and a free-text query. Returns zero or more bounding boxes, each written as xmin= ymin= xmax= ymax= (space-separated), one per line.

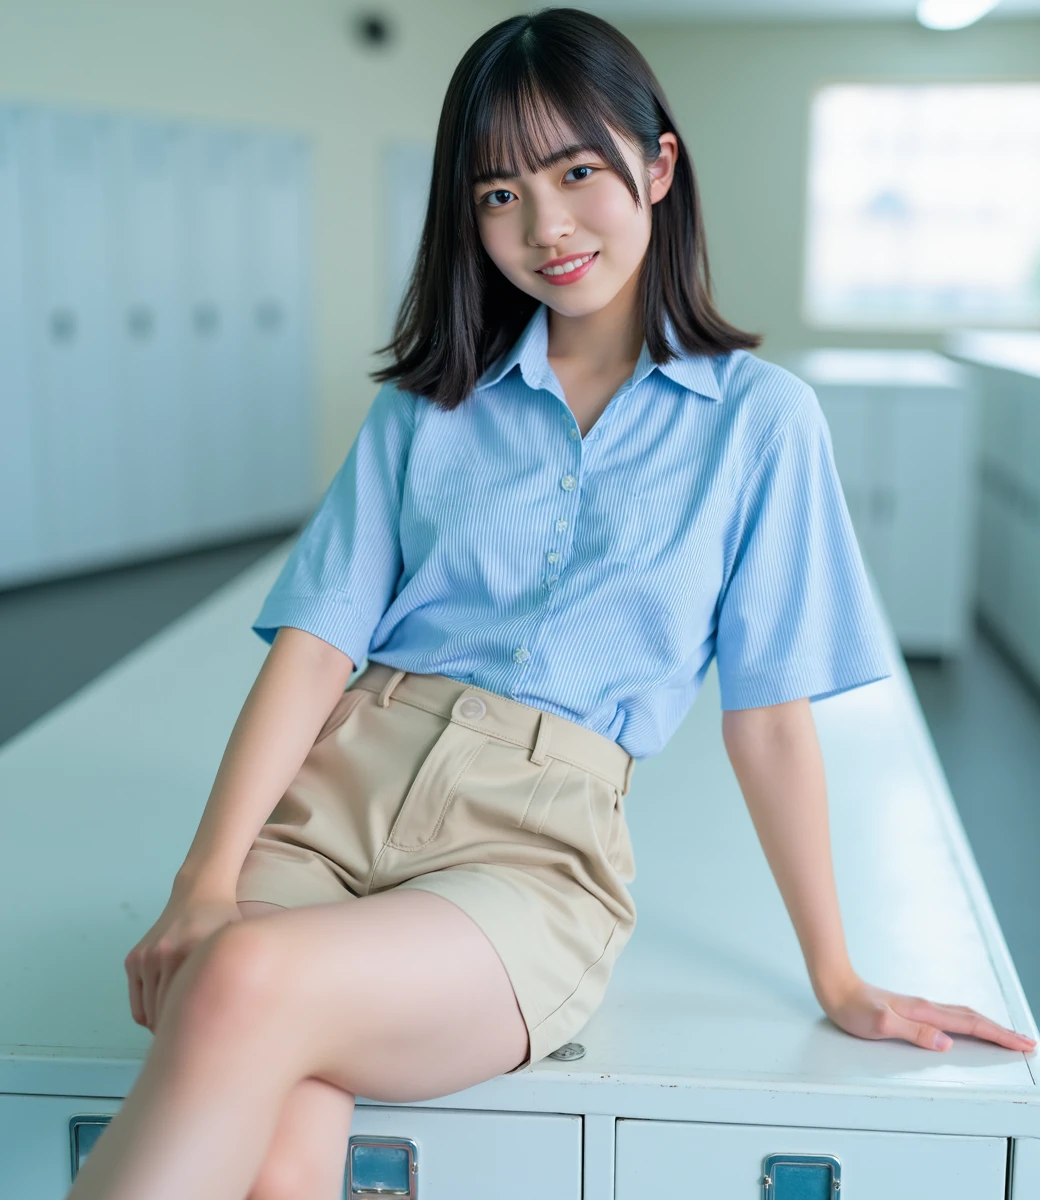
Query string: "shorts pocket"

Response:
xmin=585 ymin=775 xmax=620 ymax=859
xmin=313 ymin=686 xmax=368 ymax=745
xmin=517 ymin=756 xmax=574 ymax=835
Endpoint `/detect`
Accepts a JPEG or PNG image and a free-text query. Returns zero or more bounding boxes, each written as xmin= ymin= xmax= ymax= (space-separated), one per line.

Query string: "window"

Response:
xmin=803 ymin=83 xmax=1040 ymax=329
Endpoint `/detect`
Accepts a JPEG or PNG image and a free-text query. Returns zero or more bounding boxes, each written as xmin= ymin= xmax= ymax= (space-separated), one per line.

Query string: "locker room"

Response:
xmin=1 ymin=1 xmax=1039 ymax=1197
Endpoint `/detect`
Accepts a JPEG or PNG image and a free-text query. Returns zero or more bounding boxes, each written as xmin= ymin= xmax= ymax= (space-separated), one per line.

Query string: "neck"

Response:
xmin=545 ymin=270 xmax=643 ymax=373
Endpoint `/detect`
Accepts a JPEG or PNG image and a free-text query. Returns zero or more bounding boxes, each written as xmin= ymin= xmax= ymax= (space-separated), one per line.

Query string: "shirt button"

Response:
xmin=555 ymin=518 xmax=568 ymax=532
xmin=545 ymin=574 xmax=559 ymax=587
xmin=547 ymin=551 xmax=560 ymax=563
xmin=568 ymin=427 xmax=579 ymax=440
xmin=513 ymin=647 xmax=530 ymax=664
xmin=560 ymin=475 xmax=576 ymax=491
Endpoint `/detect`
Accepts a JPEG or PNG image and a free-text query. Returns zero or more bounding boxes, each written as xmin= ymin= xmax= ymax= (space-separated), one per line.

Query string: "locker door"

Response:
xmin=1008 ymin=495 xmax=1040 ymax=686
xmin=875 ymin=391 xmax=974 ymax=655
xmin=0 ymin=104 xmax=47 ymax=587
xmin=814 ymin=390 xmax=878 ymax=565
xmin=107 ymin=115 xmax=191 ymax=555
xmin=616 ymin=1118 xmax=1007 ymax=1199
xmin=27 ymin=106 xmax=128 ymax=573
xmin=977 ymin=480 xmax=1013 ymax=644
xmin=178 ymin=126 xmax=252 ymax=539
xmin=239 ymin=132 xmax=314 ymax=525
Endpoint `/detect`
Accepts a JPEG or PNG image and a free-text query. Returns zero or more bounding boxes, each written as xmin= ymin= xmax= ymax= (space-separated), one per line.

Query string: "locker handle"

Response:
xmin=869 ymin=486 xmax=896 ymax=522
xmin=50 ymin=308 xmax=77 ymax=342
xmin=347 ymin=1134 xmax=419 ymax=1198
xmin=127 ymin=304 xmax=155 ymax=340
xmin=762 ymin=1151 xmax=841 ymax=1197
xmin=256 ymin=298 xmax=283 ymax=332
xmin=192 ymin=303 xmax=220 ymax=336
xmin=69 ymin=1115 xmax=113 ymax=1179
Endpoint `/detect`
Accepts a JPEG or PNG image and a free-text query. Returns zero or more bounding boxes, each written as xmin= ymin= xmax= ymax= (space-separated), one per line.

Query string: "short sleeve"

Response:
xmin=714 ymin=386 xmax=893 ymax=710
xmin=251 ymin=382 xmax=416 ymax=666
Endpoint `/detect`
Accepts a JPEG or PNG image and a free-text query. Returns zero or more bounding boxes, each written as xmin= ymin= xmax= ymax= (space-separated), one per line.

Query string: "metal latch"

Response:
xmin=762 ymin=1151 xmax=842 ymax=1198
xmin=347 ymin=1133 xmax=419 ymax=1197
xmin=69 ymin=1116 xmax=113 ymax=1179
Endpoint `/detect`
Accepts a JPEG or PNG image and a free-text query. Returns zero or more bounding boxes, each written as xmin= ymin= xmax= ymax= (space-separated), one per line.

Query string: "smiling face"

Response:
xmin=471 ymin=113 xmax=678 ymax=322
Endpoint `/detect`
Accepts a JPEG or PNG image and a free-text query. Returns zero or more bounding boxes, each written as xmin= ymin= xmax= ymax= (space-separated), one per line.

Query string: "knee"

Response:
xmin=176 ymin=923 xmax=286 ymax=1040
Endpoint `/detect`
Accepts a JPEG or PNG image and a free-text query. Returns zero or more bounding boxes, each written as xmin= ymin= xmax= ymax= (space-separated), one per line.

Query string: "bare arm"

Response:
xmin=721 ymin=699 xmax=1037 ymax=1054
xmin=173 ymin=626 xmax=356 ymax=899
xmin=721 ymin=698 xmax=855 ymax=1007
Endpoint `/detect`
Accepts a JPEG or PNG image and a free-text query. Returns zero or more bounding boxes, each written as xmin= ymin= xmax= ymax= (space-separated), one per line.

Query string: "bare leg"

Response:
xmin=237 ymin=902 xmax=356 ymax=1200
xmin=65 ymin=889 xmax=529 ymax=1200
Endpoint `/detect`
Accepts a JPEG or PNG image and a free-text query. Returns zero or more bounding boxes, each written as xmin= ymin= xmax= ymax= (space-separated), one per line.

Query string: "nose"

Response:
xmin=526 ymin=191 xmax=574 ymax=250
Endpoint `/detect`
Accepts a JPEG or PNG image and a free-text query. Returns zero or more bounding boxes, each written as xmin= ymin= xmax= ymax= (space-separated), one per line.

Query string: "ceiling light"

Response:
xmin=916 ymin=0 xmax=1001 ymax=29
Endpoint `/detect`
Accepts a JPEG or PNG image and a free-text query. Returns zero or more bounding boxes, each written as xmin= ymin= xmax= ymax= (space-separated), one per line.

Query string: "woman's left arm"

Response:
xmin=721 ymin=699 xmax=1036 ymax=1054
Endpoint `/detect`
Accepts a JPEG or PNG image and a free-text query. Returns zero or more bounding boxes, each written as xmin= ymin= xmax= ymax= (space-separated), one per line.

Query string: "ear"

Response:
xmin=648 ymin=132 xmax=679 ymax=205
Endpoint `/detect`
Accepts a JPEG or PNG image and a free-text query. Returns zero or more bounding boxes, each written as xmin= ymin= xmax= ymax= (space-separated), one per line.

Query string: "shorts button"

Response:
xmin=458 ymin=696 xmax=486 ymax=720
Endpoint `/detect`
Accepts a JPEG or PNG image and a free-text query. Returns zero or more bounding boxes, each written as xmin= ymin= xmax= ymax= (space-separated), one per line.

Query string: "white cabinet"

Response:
xmin=0 ymin=101 xmax=316 ymax=590
xmin=783 ymin=349 xmax=977 ymax=657
xmin=944 ymin=331 xmax=1040 ymax=690
xmin=0 ymin=107 xmax=46 ymax=581
xmin=615 ymin=1118 xmax=1007 ymax=1199
xmin=0 ymin=1095 xmax=582 ymax=1200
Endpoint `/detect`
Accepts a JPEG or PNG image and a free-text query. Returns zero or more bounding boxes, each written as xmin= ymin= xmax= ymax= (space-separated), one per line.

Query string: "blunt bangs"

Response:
xmin=466 ymin=59 xmax=641 ymax=210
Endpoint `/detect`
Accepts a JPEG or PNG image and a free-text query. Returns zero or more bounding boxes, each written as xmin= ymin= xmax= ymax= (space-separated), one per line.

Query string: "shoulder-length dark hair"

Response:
xmin=370 ymin=6 xmax=762 ymax=411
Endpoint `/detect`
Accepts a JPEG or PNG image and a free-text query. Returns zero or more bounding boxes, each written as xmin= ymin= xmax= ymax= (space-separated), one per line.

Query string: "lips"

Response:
xmin=536 ymin=251 xmax=598 ymax=275
xmin=537 ymin=249 xmax=602 ymax=284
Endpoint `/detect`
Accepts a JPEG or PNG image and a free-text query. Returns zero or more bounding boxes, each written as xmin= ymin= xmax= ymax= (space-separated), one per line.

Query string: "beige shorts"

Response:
xmin=235 ymin=661 xmax=638 ymax=1073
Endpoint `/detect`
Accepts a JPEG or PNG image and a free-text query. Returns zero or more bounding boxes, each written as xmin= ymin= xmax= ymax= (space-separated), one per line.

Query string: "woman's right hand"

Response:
xmin=124 ymin=885 xmax=243 ymax=1033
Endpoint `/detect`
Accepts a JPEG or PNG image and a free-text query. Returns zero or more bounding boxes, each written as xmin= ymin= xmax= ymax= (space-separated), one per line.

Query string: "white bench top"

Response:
xmin=944 ymin=330 xmax=1040 ymax=380
xmin=1 ymin=544 xmax=1036 ymax=1136
xmin=782 ymin=348 xmax=966 ymax=389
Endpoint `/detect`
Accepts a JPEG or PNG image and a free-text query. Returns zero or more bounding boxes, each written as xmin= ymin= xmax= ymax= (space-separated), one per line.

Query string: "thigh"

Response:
xmin=236 ymin=903 xmax=356 ymax=1200
xmin=237 ymin=889 xmax=530 ymax=1103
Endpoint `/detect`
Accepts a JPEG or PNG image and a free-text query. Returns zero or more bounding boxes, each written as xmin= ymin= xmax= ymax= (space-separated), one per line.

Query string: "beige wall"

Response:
xmin=1 ymin=3 xmax=1037 ymax=483
xmin=616 ymin=16 xmax=1040 ymax=360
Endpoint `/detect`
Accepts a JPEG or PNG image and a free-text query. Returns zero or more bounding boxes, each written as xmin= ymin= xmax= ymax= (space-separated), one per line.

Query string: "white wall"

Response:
xmin=616 ymin=15 xmax=1040 ymax=359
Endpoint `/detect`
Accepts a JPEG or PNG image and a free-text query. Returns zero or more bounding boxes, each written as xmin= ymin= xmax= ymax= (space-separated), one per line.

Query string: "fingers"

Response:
xmin=880 ymin=1009 xmax=951 ymax=1050
xmin=891 ymin=996 xmax=1037 ymax=1051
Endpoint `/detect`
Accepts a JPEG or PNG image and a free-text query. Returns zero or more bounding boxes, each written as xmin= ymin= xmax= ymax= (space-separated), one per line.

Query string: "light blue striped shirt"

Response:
xmin=253 ymin=302 xmax=892 ymax=759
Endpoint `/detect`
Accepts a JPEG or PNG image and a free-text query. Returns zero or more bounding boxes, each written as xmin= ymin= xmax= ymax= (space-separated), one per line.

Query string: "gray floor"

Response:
xmin=2 ymin=541 xmax=1039 ymax=1021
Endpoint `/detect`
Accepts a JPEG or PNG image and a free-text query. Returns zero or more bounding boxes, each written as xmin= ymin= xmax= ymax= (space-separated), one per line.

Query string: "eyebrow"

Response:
xmin=471 ymin=142 xmax=600 ymax=188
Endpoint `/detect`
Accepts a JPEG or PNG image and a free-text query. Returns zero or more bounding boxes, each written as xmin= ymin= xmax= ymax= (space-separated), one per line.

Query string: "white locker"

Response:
xmin=26 ymin=107 xmax=128 ymax=573
xmin=0 ymin=100 xmax=317 ymax=590
xmin=782 ymin=350 xmax=977 ymax=658
xmin=0 ymin=105 xmax=47 ymax=586
xmin=177 ymin=126 xmax=253 ymax=539
xmin=107 ymin=116 xmax=192 ymax=555
xmin=944 ymin=330 xmax=1040 ymax=690
xmin=238 ymin=131 xmax=314 ymax=526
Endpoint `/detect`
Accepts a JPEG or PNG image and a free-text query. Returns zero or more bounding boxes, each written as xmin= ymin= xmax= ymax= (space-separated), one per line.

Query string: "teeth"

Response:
xmin=540 ymin=253 xmax=594 ymax=276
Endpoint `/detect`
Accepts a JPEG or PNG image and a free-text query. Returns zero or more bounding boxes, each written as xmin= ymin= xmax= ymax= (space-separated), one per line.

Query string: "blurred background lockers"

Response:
xmin=0 ymin=1 xmax=1039 ymax=1000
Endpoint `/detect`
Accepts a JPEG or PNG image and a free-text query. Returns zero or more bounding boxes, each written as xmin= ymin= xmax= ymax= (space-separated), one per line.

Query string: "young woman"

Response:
xmin=67 ymin=8 xmax=1036 ymax=1200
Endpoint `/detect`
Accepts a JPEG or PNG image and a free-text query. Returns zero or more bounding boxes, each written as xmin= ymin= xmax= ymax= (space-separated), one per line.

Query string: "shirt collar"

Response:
xmin=473 ymin=302 xmax=722 ymax=402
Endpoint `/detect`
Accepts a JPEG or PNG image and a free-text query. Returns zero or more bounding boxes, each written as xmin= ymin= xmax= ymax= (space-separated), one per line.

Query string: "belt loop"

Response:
xmin=378 ymin=668 xmax=407 ymax=707
xmin=622 ymin=754 xmax=635 ymax=796
xmin=529 ymin=710 xmax=553 ymax=765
